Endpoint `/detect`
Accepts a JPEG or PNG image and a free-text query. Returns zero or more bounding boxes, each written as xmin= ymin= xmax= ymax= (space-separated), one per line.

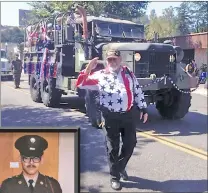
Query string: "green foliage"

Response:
xmin=189 ymin=1 xmax=208 ymax=33
xmin=200 ymin=63 xmax=207 ymax=72
xmin=1 ymin=1 xmax=207 ymax=44
xmin=139 ymin=1 xmax=207 ymax=40
xmin=175 ymin=2 xmax=192 ymax=35
xmin=144 ymin=7 xmax=178 ymax=40
xmin=27 ymin=1 xmax=149 ymax=20
xmin=1 ymin=27 xmax=24 ymax=43
xmin=17 ymin=42 xmax=24 ymax=55
xmin=7 ymin=51 xmax=15 ymax=62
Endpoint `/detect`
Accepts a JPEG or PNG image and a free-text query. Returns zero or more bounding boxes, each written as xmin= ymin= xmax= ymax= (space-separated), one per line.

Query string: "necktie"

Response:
xmin=28 ymin=179 xmax=34 ymax=193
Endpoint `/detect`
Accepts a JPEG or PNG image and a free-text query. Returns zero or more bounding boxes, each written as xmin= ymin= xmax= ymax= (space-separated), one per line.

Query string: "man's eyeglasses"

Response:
xmin=21 ymin=156 xmax=41 ymax=163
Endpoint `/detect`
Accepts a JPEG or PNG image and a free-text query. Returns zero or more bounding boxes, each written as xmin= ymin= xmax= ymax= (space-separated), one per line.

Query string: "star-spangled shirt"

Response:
xmin=76 ymin=65 xmax=147 ymax=113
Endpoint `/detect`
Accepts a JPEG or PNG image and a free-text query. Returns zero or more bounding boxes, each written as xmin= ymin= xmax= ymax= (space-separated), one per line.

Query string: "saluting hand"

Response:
xmin=140 ymin=112 xmax=148 ymax=123
xmin=85 ymin=57 xmax=99 ymax=74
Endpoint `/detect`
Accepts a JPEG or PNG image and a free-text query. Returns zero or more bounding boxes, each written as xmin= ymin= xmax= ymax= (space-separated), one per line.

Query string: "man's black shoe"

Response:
xmin=120 ymin=170 xmax=128 ymax=181
xmin=111 ymin=180 xmax=122 ymax=190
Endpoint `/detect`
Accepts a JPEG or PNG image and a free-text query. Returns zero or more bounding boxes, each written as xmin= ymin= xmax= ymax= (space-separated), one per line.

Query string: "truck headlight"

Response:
xmin=134 ymin=53 xmax=141 ymax=62
xmin=169 ymin=55 xmax=175 ymax=62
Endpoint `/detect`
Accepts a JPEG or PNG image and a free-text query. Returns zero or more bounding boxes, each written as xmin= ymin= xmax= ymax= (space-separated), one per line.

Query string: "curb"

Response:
xmin=192 ymin=88 xmax=207 ymax=97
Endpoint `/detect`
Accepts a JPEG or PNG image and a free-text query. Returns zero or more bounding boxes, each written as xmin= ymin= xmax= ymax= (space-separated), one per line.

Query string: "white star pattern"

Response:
xmin=77 ymin=66 xmax=147 ymax=112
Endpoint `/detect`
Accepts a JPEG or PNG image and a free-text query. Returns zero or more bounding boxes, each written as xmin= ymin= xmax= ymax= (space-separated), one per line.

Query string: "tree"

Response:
xmin=17 ymin=42 xmax=25 ymax=60
xmin=27 ymin=1 xmax=149 ymax=21
xmin=189 ymin=1 xmax=208 ymax=33
xmin=1 ymin=27 xmax=24 ymax=43
xmin=175 ymin=2 xmax=192 ymax=35
xmin=159 ymin=6 xmax=178 ymax=36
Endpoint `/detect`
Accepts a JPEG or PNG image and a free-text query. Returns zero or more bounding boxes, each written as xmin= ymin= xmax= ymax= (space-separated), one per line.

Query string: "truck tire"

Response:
xmin=85 ymin=90 xmax=102 ymax=128
xmin=30 ymin=74 xmax=42 ymax=103
xmin=28 ymin=75 xmax=31 ymax=85
xmin=156 ymin=88 xmax=191 ymax=120
xmin=41 ymin=77 xmax=62 ymax=107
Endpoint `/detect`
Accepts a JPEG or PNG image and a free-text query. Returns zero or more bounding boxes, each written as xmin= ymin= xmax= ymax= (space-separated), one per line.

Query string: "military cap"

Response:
xmin=15 ymin=135 xmax=48 ymax=157
xmin=106 ymin=49 xmax=121 ymax=59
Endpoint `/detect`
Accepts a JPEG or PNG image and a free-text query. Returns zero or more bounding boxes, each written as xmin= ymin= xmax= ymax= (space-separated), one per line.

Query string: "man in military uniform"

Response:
xmin=11 ymin=54 xmax=22 ymax=88
xmin=0 ymin=135 xmax=62 ymax=193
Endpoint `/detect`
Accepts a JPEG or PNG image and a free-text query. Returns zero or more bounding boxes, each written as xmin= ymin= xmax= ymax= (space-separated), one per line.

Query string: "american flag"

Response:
xmin=41 ymin=21 xmax=47 ymax=41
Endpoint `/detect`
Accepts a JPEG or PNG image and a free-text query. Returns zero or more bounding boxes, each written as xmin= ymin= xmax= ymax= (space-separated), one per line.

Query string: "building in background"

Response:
xmin=19 ymin=9 xmax=32 ymax=27
xmin=159 ymin=32 xmax=208 ymax=68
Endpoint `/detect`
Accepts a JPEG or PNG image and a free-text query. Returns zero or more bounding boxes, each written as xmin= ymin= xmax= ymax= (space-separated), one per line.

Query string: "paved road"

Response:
xmin=1 ymin=75 xmax=208 ymax=192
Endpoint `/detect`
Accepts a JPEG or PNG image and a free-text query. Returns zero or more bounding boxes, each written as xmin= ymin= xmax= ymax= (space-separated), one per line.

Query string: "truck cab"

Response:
xmin=1 ymin=49 xmax=13 ymax=80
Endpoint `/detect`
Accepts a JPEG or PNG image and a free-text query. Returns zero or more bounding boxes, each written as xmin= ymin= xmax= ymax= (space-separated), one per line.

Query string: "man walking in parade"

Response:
xmin=76 ymin=49 xmax=148 ymax=190
xmin=0 ymin=135 xmax=62 ymax=193
xmin=11 ymin=54 xmax=22 ymax=88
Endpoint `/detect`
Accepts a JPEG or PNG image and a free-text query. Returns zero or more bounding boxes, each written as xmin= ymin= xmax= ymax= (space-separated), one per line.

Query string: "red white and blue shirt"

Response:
xmin=76 ymin=65 xmax=147 ymax=113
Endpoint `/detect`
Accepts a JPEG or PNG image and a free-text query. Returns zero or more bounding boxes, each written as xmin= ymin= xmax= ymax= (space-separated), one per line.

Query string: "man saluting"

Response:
xmin=76 ymin=49 xmax=148 ymax=190
xmin=0 ymin=135 xmax=62 ymax=193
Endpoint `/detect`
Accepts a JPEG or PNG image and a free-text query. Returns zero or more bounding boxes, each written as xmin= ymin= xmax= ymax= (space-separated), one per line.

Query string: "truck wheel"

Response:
xmin=156 ymin=88 xmax=191 ymax=120
xmin=41 ymin=77 xmax=62 ymax=107
xmin=30 ymin=74 xmax=42 ymax=103
xmin=85 ymin=90 xmax=102 ymax=128
xmin=28 ymin=75 xmax=31 ymax=85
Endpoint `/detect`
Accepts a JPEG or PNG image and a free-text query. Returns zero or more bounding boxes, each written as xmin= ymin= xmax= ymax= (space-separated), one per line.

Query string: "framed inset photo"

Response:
xmin=0 ymin=128 xmax=80 ymax=193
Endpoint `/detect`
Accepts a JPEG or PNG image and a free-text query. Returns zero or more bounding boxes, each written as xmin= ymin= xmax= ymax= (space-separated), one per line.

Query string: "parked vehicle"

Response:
xmin=1 ymin=49 xmax=13 ymax=80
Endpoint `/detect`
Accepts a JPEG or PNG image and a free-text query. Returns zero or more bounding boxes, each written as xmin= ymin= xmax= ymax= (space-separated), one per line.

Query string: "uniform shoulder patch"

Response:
xmin=2 ymin=176 xmax=16 ymax=184
xmin=45 ymin=176 xmax=59 ymax=184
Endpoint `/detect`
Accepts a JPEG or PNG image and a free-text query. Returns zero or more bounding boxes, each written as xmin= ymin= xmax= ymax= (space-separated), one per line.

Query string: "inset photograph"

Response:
xmin=0 ymin=128 xmax=79 ymax=193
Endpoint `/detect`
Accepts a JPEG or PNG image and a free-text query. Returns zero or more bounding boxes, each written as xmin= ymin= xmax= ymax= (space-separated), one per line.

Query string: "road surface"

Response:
xmin=1 ymin=75 xmax=208 ymax=192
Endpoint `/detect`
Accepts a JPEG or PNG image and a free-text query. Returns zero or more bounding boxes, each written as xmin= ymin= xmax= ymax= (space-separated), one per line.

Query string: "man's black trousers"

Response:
xmin=101 ymin=108 xmax=137 ymax=181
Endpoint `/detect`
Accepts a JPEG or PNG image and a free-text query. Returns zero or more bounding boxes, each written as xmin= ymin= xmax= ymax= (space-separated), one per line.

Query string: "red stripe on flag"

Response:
xmin=121 ymin=67 xmax=132 ymax=111
xmin=76 ymin=71 xmax=98 ymax=87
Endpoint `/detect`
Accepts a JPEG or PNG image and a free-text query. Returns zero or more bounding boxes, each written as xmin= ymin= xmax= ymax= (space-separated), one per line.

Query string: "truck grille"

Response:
xmin=134 ymin=51 xmax=176 ymax=78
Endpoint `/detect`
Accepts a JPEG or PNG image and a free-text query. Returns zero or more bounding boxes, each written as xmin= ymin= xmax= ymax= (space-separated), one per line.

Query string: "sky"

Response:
xmin=1 ymin=1 xmax=182 ymax=26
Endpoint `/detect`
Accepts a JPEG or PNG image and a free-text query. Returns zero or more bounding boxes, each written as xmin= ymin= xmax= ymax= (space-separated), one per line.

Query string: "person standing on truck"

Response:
xmin=185 ymin=59 xmax=198 ymax=76
xmin=76 ymin=49 xmax=148 ymax=191
xmin=11 ymin=54 xmax=22 ymax=89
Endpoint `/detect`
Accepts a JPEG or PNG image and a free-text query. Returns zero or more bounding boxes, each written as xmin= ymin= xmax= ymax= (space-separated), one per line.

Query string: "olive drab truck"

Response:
xmin=1 ymin=49 xmax=13 ymax=80
xmin=23 ymin=4 xmax=199 ymax=124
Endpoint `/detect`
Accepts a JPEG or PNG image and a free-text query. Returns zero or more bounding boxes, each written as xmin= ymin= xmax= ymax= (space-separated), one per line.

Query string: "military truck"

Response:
xmin=23 ymin=4 xmax=198 ymax=123
xmin=1 ymin=49 xmax=13 ymax=80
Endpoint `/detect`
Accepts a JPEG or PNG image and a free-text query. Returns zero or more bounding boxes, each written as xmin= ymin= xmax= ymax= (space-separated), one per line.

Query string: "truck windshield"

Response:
xmin=122 ymin=24 xmax=144 ymax=39
xmin=95 ymin=21 xmax=144 ymax=39
xmin=1 ymin=50 xmax=6 ymax=58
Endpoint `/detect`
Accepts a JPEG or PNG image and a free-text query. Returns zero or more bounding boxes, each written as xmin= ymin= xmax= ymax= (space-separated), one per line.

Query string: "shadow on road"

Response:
xmin=1 ymin=104 xmax=88 ymax=127
xmin=80 ymin=126 xmax=155 ymax=192
xmin=80 ymin=185 xmax=104 ymax=193
xmin=58 ymin=96 xmax=86 ymax=113
xmin=80 ymin=126 xmax=155 ymax=174
xmin=122 ymin=176 xmax=208 ymax=192
xmin=137 ymin=105 xmax=208 ymax=137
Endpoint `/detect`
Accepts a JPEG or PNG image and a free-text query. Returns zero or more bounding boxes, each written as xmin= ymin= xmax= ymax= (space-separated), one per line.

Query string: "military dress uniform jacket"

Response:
xmin=0 ymin=173 xmax=62 ymax=193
